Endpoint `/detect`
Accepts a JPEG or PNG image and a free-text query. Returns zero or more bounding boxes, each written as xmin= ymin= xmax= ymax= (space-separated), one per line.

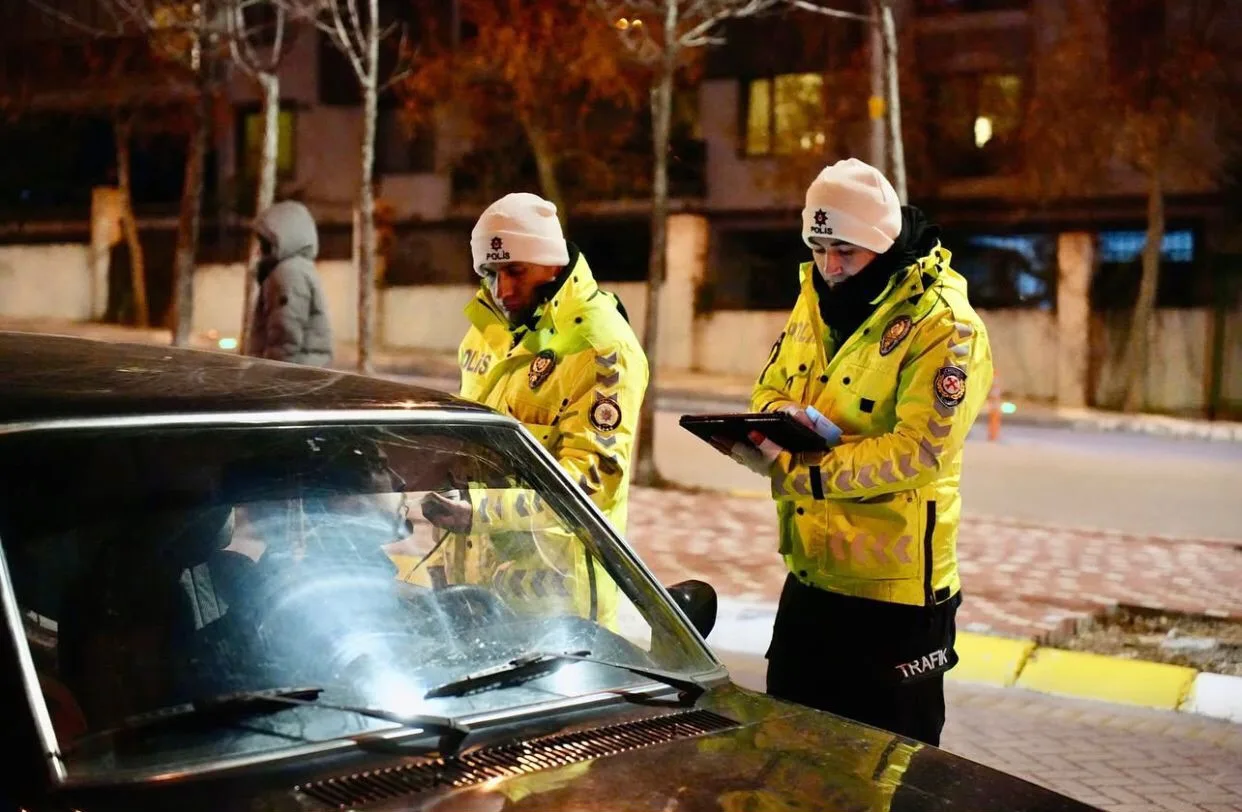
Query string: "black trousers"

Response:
xmin=765 ymin=574 xmax=960 ymax=747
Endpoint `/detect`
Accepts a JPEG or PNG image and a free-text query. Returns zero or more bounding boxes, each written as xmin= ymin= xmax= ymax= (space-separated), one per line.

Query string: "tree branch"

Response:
xmin=320 ymin=0 xmax=367 ymax=80
xmin=274 ymin=0 xmax=358 ymax=65
xmin=102 ymin=0 xmax=151 ymax=31
xmin=786 ymin=0 xmax=872 ymax=23
xmin=343 ymin=0 xmax=369 ymax=61
xmin=267 ymin=2 xmax=288 ymax=73
xmin=678 ymin=0 xmax=781 ymax=46
xmin=226 ymin=2 xmax=260 ymax=77
xmin=25 ymin=0 xmax=121 ymax=36
xmin=379 ymin=25 xmax=414 ymax=93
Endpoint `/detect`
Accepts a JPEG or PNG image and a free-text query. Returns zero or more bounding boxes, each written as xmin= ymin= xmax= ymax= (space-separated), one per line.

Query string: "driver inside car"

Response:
xmin=202 ymin=442 xmax=425 ymax=691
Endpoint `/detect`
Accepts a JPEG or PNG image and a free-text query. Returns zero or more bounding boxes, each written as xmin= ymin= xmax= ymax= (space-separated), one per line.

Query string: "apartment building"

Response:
xmin=1 ymin=0 xmax=1236 ymax=414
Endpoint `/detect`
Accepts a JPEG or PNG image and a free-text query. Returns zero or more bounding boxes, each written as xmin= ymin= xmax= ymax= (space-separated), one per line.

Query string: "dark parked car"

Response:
xmin=0 ymin=332 xmax=1096 ymax=812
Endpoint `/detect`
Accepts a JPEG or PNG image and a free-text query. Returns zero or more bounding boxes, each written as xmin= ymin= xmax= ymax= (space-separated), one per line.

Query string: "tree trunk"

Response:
xmin=1119 ymin=164 xmax=1164 ymax=414
xmin=172 ymin=86 xmax=209 ymax=347
xmin=877 ymin=0 xmax=907 ymax=203
xmin=113 ymin=114 xmax=149 ymax=328
xmin=633 ymin=2 xmax=678 ymax=488
xmin=241 ymin=71 xmax=280 ymax=351
xmin=524 ymin=117 xmax=568 ymax=226
xmin=868 ymin=12 xmax=886 ymax=174
xmin=356 ymin=4 xmax=380 ymax=374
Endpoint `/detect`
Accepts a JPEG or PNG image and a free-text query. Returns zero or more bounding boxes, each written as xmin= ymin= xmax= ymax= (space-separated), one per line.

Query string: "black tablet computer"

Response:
xmin=679 ymin=411 xmax=830 ymax=453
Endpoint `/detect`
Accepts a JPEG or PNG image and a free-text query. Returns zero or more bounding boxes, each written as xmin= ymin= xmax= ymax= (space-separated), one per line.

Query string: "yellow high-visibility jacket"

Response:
xmin=751 ymin=244 xmax=994 ymax=607
xmin=452 ymin=249 xmax=649 ymax=626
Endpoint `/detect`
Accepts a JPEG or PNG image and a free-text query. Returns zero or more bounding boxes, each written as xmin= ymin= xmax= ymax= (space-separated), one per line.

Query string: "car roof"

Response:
xmin=0 ymin=331 xmax=492 ymax=426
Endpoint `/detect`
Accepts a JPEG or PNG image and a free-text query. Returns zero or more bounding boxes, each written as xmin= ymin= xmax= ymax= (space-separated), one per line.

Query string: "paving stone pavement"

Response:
xmin=625 ymin=487 xmax=1242 ymax=642
xmin=941 ymin=683 xmax=1242 ymax=812
xmin=718 ymin=651 xmax=1242 ymax=812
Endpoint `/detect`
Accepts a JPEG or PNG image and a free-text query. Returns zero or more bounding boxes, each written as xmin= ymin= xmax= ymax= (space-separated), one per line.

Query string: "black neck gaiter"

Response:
xmin=814 ymin=206 xmax=940 ymax=340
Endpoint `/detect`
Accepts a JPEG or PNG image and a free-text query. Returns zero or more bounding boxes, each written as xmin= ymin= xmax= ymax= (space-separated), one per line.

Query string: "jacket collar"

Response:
xmin=465 ymin=250 xmax=601 ymax=336
xmin=799 ymin=242 xmax=954 ymax=309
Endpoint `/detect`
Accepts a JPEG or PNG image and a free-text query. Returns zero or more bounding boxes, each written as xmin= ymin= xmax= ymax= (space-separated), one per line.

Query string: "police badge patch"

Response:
xmin=879 ymin=315 xmax=913 ymax=356
xmin=528 ymin=349 xmax=557 ymax=389
xmin=933 ymin=365 xmax=967 ymax=409
xmin=589 ymin=393 xmax=622 ymax=432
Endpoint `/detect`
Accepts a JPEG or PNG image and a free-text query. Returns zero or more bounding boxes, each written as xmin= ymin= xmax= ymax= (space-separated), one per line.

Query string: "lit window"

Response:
xmin=745 ymin=78 xmax=772 ymax=156
xmin=930 ymin=72 xmax=1023 ymax=177
xmin=978 ymin=74 xmax=1021 ymax=144
xmin=241 ymin=109 xmax=296 ymax=180
xmin=744 ymin=73 xmax=825 ymax=157
xmin=1098 ymin=230 xmax=1195 ymax=264
xmin=974 ymin=116 xmax=993 ymax=148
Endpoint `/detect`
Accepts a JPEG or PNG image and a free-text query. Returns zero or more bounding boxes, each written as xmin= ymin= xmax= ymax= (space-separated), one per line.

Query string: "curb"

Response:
xmin=704 ymin=599 xmax=1242 ymax=724
xmin=956 ymin=632 xmax=1242 ymax=723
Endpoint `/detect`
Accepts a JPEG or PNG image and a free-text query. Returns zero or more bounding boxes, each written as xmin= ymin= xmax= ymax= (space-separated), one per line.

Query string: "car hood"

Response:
xmin=59 ymin=685 xmax=1096 ymax=812
xmin=358 ymin=685 xmax=1095 ymax=812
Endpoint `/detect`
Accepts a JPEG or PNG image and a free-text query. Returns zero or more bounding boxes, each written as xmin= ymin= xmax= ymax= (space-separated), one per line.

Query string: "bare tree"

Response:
xmin=112 ymin=111 xmax=150 ymax=326
xmin=789 ymin=0 xmax=905 ymax=201
xmin=873 ymin=0 xmax=904 ymax=201
xmin=227 ymin=0 xmax=296 ymax=350
xmin=129 ymin=0 xmax=222 ymax=346
xmin=273 ymin=0 xmax=410 ymax=374
xmin=1022 ymin=0 xmax=1235 ymax=412
xmin=22 ymin=0 xmax=282 ymax=346
xmin=597 ymin=0 xmax=865 ymax=485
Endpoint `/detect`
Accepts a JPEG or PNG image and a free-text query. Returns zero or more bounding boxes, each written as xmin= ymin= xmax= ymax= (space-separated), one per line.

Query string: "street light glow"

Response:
xmin=974 ymin=115 xmax=994 ymax=148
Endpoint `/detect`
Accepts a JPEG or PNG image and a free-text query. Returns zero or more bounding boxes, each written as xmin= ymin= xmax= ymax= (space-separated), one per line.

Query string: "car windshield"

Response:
xmin=0 ymin=419 xmax=717 ymax=781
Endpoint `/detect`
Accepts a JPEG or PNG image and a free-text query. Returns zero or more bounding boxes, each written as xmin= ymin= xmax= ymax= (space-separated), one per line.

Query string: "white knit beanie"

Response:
xmin=801 ymin=158 xmax=902 ymax=254
xmin=470 ymin=192 xmax=569 ymax=274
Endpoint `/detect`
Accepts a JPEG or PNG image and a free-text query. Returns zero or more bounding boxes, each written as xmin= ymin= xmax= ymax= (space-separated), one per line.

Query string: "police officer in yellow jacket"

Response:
xmin=420 ymin=192 xmax=649 ymax=630
xmin=723 ymin=158 xmax=994 ymax=746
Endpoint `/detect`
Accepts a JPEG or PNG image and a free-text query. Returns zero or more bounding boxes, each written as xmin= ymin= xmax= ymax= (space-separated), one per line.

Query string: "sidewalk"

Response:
xmin=717 ymin=651 xmax=1242 ymax=812
xmin=5 ymin=317 xmax=1240 ymax=443
xmin=623 ymin=486 xmax=1242 ymax=723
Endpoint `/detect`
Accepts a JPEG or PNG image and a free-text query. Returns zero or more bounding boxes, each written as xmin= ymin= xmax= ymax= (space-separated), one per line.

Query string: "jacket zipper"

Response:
xmin=922 ymin=500 xmax=937 ymax=607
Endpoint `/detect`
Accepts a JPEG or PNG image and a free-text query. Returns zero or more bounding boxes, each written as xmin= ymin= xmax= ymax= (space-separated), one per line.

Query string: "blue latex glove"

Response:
xmin=802 ymin=405 xmax=843 ymax=448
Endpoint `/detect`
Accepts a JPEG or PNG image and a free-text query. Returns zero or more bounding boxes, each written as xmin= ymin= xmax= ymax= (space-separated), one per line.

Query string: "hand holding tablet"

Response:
xmin=679 ymin=407 xmax=842 ymax=456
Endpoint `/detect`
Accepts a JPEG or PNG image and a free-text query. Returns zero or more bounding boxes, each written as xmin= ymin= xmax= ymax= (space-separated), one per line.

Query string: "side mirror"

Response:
xmin=667 ymin=579 xmax=718 ymax=639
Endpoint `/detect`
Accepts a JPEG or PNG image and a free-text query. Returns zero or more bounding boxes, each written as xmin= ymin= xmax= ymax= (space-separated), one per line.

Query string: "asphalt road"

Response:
xmin=655 ymin=412 xmax=1242 ymax=541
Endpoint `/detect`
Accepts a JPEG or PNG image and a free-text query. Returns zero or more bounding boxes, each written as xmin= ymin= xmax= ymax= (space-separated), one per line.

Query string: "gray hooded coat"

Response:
xmin=246 ymin=201 xmax=333 ymax=366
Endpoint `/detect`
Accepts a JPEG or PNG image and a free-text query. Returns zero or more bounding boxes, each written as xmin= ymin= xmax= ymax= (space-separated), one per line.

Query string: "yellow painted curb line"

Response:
xmin=949 ymin=632 xmax=1034 ymax=688
xmin=1016 ymin=647 xmax=1198 ymax=710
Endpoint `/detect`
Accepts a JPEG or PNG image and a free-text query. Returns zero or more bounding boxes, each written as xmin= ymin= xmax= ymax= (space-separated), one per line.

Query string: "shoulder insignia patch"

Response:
xmin=528 ymin=349 xmax=557 ymax=389
xmin=933 ymin=366 xmax=967 ymax=409
xmin=879 ymin=315 xmax=913 ymax=356
xmin=589 ymin=393 xmax=623 ymax=433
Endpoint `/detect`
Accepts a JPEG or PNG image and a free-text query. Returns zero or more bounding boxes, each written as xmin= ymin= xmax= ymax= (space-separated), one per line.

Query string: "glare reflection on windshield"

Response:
xmin=0 ymin=421 xmax=715 ymax=778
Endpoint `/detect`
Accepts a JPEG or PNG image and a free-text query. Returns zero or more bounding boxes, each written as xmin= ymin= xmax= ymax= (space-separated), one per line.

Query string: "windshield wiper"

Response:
xmin=63 ymin=686 xmax=471 ymax=755
xmin=423 ymin=650 xmax=706 ymax=704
